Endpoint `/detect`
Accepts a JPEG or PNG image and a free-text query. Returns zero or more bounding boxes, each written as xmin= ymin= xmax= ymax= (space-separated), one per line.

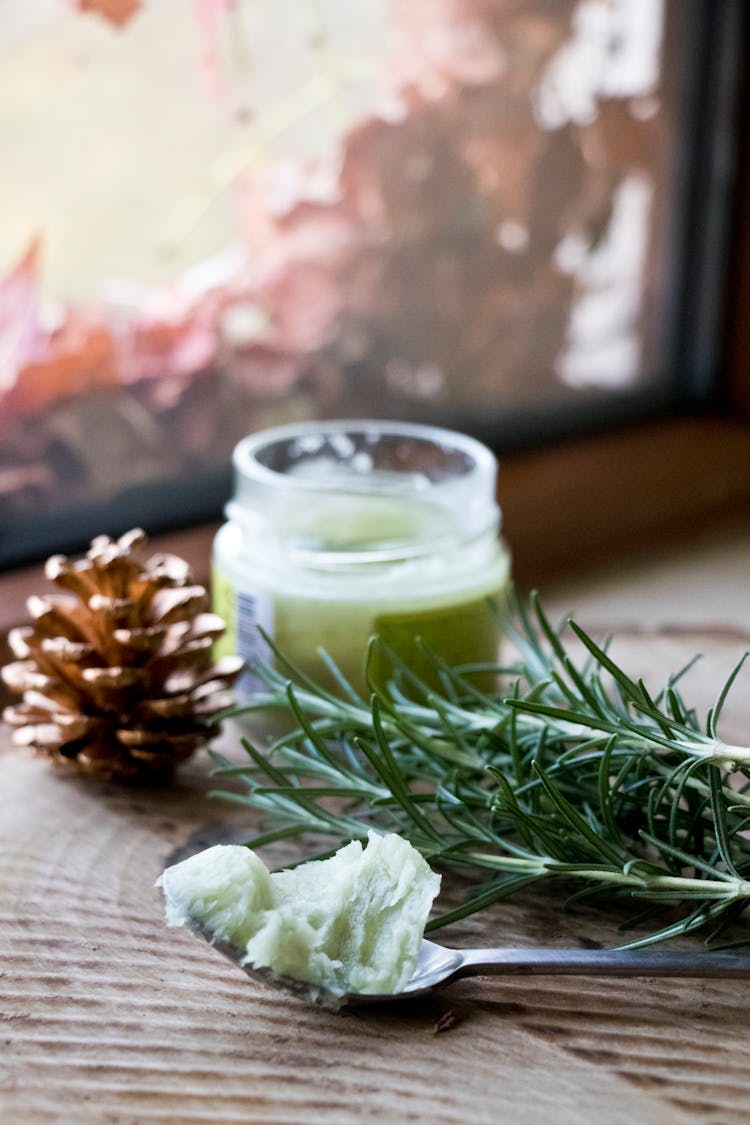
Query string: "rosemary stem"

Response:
xmin=552 ymin=869 xmax=750 ymax=899
xmin=462 ymin=851 xmax=547 ymax=874
xmin=678 ymin=739 xmax=750 ymax=768
xmin=514 ymin=710 xmax=750 ymax=772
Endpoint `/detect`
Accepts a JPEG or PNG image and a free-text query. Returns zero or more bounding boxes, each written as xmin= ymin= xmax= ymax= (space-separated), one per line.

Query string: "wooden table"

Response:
xmin=2 ymin=625 xmax=750 ymax=1125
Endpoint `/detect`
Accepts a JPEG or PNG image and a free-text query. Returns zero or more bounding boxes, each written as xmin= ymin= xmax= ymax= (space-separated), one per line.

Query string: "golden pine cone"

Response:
xmin=2 ymin=529 xmax=243 ymax=782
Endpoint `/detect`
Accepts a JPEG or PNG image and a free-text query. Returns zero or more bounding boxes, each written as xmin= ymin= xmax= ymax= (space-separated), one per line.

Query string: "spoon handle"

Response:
xmin=454 ymin=947 xmax=750 ymax=979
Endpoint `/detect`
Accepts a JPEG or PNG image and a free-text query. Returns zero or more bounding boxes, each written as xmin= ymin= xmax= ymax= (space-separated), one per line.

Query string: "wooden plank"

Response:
xmin=499 ymin=416 xmax=750 ymax=580
xmin=2 ymin=624 xmax=750 ymax=1123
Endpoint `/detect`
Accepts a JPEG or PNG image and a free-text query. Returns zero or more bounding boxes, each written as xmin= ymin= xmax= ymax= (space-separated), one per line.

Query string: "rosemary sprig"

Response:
xmin=211 ymin=591 xmax=750 ymax=949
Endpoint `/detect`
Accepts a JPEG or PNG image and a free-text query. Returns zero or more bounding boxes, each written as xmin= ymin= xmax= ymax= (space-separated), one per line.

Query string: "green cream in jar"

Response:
xmin=212 ymin=420 xmax=510 ymax=696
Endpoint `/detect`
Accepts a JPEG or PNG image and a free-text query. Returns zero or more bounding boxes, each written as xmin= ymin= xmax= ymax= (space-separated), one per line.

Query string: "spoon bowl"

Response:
xmin=175 ymin=907 xmax=750 ymax=1010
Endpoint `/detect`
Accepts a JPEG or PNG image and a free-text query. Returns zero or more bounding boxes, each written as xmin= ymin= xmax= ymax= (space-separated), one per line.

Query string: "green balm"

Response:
xmin=159 ymin=832 xmax=441 ymax=997
xmin=213 ymin=421 xmax=510 ymax=695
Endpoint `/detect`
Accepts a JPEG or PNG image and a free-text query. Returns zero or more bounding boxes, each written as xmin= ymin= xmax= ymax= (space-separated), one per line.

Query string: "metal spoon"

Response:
xmin=175 ymin=910 xmax=750 ymax=1010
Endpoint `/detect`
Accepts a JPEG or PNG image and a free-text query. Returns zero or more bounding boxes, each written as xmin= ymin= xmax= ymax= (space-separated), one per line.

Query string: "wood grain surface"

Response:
xmin=2 ymin=627 xmax=750 ymax=1125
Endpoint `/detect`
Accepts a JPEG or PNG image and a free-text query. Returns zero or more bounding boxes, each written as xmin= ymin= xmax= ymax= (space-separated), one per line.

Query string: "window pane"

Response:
xmin=0 ymin=0 xmax=728 ymax=564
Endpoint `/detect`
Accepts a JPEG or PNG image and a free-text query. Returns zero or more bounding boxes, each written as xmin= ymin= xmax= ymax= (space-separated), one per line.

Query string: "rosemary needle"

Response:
xmin=211 ymin=591 xmax=750 ymax=949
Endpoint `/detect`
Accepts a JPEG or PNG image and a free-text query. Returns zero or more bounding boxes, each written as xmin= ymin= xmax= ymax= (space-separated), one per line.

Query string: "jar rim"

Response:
xmin=232 ymin=418 xmax=498 ymax=496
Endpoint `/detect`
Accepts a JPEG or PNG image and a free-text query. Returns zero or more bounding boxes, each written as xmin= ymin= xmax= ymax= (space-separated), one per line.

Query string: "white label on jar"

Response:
xmin=212 ymin=563 xmax=275 ymax=695
xmin=236 ymin=586 xmax=275 ymax=694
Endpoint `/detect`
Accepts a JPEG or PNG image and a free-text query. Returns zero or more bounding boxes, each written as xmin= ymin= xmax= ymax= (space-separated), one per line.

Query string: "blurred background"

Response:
xmin=0 ymin=0 xmax=747 ymax=569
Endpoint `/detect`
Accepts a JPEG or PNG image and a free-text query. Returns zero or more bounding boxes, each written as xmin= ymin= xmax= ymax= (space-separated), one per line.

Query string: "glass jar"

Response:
xmin=212 ymin=420 xmax=511 ymax=696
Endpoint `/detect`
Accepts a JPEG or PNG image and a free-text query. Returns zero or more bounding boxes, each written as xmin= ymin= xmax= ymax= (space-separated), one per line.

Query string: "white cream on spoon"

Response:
xmin=158 ymin=831 xmax=441 ymax=1000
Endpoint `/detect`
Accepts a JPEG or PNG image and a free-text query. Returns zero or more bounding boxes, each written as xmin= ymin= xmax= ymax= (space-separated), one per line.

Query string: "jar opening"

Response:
xmin=253 ymin=427 xmax=477 ymax=489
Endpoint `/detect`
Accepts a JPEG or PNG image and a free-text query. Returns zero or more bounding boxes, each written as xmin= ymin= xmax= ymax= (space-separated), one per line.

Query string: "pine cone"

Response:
xmin=2 ymin=529 xmax=243 ymax=782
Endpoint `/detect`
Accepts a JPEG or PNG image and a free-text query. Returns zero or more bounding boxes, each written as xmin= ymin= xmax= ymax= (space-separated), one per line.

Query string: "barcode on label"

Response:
xmin=236 ymin=589 xmax=274 ymax=693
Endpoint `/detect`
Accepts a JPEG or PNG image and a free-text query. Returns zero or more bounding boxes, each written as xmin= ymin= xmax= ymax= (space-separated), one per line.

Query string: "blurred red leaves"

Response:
xmin=75 ymin=0 xmax=142 ymax=29
xmin=0 ymin=237 xmax=45 ymax=381
xmin=2 ymin=0 xmax=665 ymax=520
xmin=0 ymin=243 xmax=224 ymax=421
